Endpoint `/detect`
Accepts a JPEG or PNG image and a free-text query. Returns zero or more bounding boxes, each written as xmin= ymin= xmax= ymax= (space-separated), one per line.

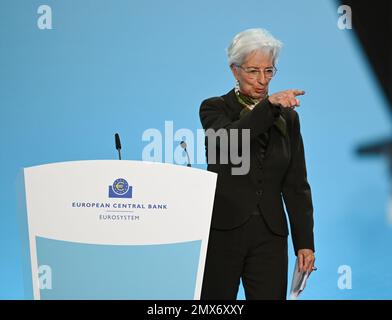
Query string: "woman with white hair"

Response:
xmin=199 ymin=28 xmax=316 ymax=299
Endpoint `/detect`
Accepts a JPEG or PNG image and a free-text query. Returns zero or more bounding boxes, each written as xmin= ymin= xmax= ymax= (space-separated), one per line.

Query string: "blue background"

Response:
xmin=1 ymin=0 xmax=391 ymax=299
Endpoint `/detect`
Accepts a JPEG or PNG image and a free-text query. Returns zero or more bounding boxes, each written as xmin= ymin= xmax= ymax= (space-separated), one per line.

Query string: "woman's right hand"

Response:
xmin=268 ymin=89 xmax=305 ymax=109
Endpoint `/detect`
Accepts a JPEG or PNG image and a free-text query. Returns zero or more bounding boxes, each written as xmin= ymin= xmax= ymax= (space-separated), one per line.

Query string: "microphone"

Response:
xmin=180 ymin=141 xmax=191 ymax=167
xmin=115 ymin=133 xmax=122 ymax=160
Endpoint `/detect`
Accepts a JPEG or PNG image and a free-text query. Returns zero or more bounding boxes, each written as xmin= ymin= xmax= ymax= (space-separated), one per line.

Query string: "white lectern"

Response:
xmin=19 ymin=160 xmax=217 ymax=300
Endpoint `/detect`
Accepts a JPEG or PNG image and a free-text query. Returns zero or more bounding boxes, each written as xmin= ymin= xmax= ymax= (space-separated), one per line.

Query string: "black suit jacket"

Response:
xmin=199 ymin=89 xmax=314 ymax=254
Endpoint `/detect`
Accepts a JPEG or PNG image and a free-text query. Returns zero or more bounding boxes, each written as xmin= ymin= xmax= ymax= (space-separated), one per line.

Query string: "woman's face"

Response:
xmin=231 ymin=50 xmax=274 ymax=100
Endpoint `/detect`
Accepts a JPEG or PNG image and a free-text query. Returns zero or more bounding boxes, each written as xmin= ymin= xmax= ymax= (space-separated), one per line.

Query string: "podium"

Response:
xmin=19 ymin=160 xmax=217 ymax=299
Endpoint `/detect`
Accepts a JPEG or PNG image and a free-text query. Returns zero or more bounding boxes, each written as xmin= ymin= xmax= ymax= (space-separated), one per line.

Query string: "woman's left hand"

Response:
xmin=297 ymin=249 xmax=316 ymax=273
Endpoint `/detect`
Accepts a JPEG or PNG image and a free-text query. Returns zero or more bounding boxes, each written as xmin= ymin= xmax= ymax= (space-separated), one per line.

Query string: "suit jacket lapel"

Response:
xmin=263 ymin=126 xmax=277 ymax=162
xmin=222 ymin=89 xmax=244 ymax=117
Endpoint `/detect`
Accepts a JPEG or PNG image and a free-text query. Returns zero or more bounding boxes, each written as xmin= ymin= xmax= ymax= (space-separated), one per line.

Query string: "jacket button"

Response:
xmin=256 ymin=190 xmax=263 ymax=196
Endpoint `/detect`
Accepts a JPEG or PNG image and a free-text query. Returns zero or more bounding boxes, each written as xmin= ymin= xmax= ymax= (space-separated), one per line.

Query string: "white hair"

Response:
xmin=226 ymin=28 xmax=283 ymax=66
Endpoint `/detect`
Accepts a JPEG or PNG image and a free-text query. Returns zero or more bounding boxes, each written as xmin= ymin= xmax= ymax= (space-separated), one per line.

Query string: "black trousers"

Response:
xmin=201 ymin=213 xmax=288 ymax=300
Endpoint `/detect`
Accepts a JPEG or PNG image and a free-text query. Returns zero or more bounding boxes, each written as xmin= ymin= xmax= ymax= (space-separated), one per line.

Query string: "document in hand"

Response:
xmin=289 ymin=257 xmax=313 ymax=299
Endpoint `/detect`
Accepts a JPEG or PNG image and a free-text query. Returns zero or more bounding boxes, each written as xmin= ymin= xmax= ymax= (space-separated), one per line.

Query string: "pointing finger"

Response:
xmin=292 ymin=89 xmax=305 ymax=96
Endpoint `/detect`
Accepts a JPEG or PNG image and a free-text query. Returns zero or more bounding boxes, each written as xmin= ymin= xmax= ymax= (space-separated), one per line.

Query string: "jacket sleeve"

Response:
xmin=282 ymin=110 xmax=315 ymax=255
xmin=199 ymin=97 xmax=281 ymax=140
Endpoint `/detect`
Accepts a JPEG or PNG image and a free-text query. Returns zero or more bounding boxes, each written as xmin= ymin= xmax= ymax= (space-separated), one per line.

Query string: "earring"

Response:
xmin=235 ymin=80 xmax=240 ymax=90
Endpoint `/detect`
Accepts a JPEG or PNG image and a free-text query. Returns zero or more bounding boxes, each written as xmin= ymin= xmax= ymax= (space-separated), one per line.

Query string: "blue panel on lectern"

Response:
xmin=36 ymin=237 xmax=201 ymax=299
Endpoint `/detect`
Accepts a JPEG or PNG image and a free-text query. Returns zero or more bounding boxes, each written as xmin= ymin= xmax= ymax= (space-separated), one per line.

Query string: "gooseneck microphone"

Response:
xmin=180 ymin=141 xmax=191 ymax=167
xmin=115 ymin=133 xmax=122 ymax=160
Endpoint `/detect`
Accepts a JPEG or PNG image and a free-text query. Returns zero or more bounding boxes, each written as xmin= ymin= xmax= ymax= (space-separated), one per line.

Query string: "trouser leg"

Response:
xmin=200 ymin=226 xmax=245 ymax=300
xmin=241 ymin=215 xmax=288 ymax=300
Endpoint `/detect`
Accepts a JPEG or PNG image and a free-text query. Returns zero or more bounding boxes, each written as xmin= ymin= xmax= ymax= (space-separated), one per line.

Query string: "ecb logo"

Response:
xmin=109 ymin=178 xmax=132 ymax=198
